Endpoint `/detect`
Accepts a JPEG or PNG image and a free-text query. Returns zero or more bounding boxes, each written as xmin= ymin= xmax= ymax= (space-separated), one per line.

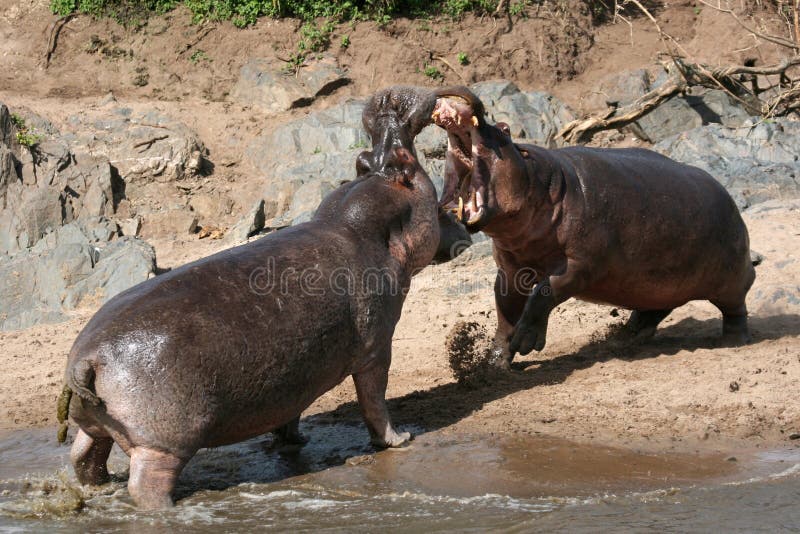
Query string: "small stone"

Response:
xmin=728 ymin=381 xmax=740 ymax=392
xmin=789 ymin=432 xmax=800 ymax=440
xmin=345 ymin=454 xmax=375 ymax=467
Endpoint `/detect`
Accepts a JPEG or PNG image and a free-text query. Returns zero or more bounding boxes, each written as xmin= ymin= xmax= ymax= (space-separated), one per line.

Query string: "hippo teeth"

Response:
xmin=458 ymin=196 xmax=464 ymax=221
xmin=471 ymin=116 xmax=479 ymax=127
xmin=467 ymin=207 xmax=484 ymax=226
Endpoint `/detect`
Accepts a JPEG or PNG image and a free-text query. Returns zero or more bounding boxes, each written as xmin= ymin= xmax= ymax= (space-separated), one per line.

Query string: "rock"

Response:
xmin=584 ymin=68 xmax=650 ymax=111
xmin=0 ymin=229 xmax=155 ymax=330
xmin=189 ymin=192 xmax=234 ymax=222
xmin=589 ymin=69 xmax=753 ymax=143
xmin=0 ymin=103 xmax=18 ymax=148
xmin=245 ymin=100 xmax=370 ymax=224
xmin=470 ymin=80 xmax=575 ymax=147
xmin=633 ymin=88 xmax=751 ymax=143
xmin=223 ymin=199 xmax=266 ymax=244
xmin=119 ymin=216 xmax=142 ymax=237
xmin=0 ymin=144 xmax=18 ymax=209
xmin=232 ymin=55 xmax=350 ymax=114
xmin=139 ymin=209 xmax=198 ymax=238
xmin=655 ymin=118 xmax=800 ymax=209
xmin=63 ymin=107 xmax=205 ymax=185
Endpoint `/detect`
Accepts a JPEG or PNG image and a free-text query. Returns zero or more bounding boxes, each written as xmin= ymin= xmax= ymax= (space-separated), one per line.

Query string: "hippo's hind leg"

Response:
xmin=128 ymin=447 xmax=189 ymax=509
xmin=353 ymin=350 xmax=410 ymax=449
xmin=626 ymin=309 xmax=673 ymax=339
xmin=71 ymin=428 xmax=114 ymax=485
xmin=712 ymin=299 xmax=752 ymax=346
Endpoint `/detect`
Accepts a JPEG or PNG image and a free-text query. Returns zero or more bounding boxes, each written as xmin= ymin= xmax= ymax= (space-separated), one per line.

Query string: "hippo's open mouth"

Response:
xmin=432 ymin=95 xmax=489 ymax=229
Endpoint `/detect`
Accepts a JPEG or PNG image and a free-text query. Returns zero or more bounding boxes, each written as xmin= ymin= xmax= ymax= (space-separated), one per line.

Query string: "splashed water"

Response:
xmin=1 ymin=425 xmax=798 ymax=532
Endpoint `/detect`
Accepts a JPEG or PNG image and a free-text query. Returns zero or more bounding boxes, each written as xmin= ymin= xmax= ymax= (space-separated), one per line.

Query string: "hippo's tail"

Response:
xmin=57 ymin=357 xmax=102 ymax=443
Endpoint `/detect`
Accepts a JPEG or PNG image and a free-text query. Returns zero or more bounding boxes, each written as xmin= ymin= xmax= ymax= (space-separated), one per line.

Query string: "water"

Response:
xmin=1 ymin=423 xmax=799 ymax=532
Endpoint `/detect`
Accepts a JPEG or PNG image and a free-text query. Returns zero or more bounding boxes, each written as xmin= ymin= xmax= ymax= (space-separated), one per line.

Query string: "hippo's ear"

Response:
xmin=356 ymin=150 xmax=373 ymax=176
xmin=386 ymin=147 xmax=417 ymax=187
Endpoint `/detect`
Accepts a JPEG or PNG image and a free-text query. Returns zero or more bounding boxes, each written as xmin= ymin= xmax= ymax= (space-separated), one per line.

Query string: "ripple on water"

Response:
xmin=0 ymin=426 xmax=799 ymax=531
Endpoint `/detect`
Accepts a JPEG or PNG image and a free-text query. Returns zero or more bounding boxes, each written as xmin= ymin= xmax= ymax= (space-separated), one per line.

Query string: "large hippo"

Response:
xmin=59 ymin=146 xmax=443 ymax=509
xmin=426 ymin=86 xmax=755 ymax=366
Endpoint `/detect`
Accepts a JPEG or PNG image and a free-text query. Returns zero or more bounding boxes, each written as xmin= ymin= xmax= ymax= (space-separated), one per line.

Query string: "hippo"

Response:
xmin=425 ymin=86 xmax=755 ymax=366
xmin=58 ymin=146 xmax=445 ymax=509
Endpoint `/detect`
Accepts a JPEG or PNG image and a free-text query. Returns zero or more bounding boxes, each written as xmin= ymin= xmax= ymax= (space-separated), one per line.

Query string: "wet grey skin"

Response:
xmin=62 ymin=143 xmax=451 ymax=509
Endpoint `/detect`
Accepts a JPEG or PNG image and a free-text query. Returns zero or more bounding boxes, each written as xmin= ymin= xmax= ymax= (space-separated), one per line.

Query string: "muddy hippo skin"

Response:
xmin=430 ymin=86 xmax=755 ymax=366
xmin=61 ymin=148 xmax=439 ymax=509
xmin=359 ymin=85 xmax=472 ymax=264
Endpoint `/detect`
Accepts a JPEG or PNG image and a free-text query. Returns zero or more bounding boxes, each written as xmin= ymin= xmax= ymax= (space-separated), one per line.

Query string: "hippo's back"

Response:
xmin=67 ymin=223 xmax=384 ymax=452
xmin=549 ymin=146 xmax=752 ymax=308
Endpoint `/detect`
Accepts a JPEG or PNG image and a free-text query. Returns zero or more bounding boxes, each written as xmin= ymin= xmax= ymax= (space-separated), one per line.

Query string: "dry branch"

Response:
xmin=134 ymin=135 xmax=169 ymax=151
xmin=559 ymin=76 xmax=686 ymax=143
xmin=559 ymin=1 xmax=800 ymax=144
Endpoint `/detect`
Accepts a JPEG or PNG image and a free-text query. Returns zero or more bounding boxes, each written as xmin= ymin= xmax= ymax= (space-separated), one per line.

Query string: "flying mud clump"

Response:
xmin=446 ymin=321 xmax=502 ymax=386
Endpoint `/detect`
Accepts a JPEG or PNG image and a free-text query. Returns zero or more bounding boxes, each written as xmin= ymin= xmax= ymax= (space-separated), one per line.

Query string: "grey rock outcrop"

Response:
xmin=0 ymin=103 xmax=207 ymax=254
xmin=224 ymin=199 xmax=266 ymax=244
xmin=62 ymin=107 xmax=205 ymax=185
xmin=245 ymin=100 xmax=370 ymax=226
xmin=655 ymin=118 xmax=800 ymax=209
xmin=232 ymin=55 xmax=350 ymax=114
xmin=586 ymin=69 xmax=752 ymax=143
xmin=470 ymin=80 xmax=575 ymax=148
xmin=0 ymin=222 xmax=156 ymax=330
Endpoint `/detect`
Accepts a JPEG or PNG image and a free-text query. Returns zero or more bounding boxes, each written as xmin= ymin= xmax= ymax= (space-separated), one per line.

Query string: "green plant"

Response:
xmin=10 ymin=114 xmax=43 ymax=148
xmin=348 ymin=139 xmax=368 ymax=149
xmin=457 ymin=52 xmax=469 ymax=65
xmin=423 ymin=64 xmax=443 ymax=80
xmin=509 ymin=0 xmax=528 ymax=16
xmin=283 ymin=19 xmax=335 ymax=72
xmin=189 ymin=49 xmax=211 ymax=63
xmin=340 ymin=34 xmax=350 ymax=49
xmin=312 ymin=146 xmax=322 ymax=154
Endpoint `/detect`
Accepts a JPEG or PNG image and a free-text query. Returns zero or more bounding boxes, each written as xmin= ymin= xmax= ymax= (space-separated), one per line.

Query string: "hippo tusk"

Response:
xmin=458 ymin=197 xmax=464 ymax=221
xmin=471 ymin=116 xmax=479 ymax=127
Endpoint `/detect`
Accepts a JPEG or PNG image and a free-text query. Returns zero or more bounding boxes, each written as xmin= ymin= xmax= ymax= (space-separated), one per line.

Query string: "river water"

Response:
xmin=1 ymin=424 xmax=798 ymax=532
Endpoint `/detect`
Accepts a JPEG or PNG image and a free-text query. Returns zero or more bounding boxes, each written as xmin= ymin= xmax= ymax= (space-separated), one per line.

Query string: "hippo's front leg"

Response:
xmin=353 ymin=349 xmax=411 ymax=448
xmin=508 ymin=260 xmax=593 ymax=356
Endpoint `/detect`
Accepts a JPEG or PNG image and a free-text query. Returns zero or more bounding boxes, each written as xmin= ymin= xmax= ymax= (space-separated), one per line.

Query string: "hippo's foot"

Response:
xmin=625 ymin=309 xmax=673 ymax=340
xmin=353 ymin=359 xmax=411 ymax=450
xmin=371 ymin=427 xmax=412 ymax=449
xmin=508 ymin=317 xmax=548 ymax=357
xmin=71 ymin=429 xmax=113 ymax=486
xmin=721 ymin=314 xmax=752 ymax=346
xmin=128 ymin=447 xmax=188 ymax=510
xmin=270 ymin=417 xmax=309 ymax=453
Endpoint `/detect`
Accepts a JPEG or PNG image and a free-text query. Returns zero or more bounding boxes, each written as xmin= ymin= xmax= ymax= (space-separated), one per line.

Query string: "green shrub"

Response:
xmin=49 ymin=0 xmax=617 ymax=26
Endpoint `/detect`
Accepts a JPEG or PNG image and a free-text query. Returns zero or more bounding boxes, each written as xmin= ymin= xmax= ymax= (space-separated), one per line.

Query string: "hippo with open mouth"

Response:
xmin=429 ymin=85 xmax=756 ymax=366
xmin=59 ymin=143 xmax=449 ymax=509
